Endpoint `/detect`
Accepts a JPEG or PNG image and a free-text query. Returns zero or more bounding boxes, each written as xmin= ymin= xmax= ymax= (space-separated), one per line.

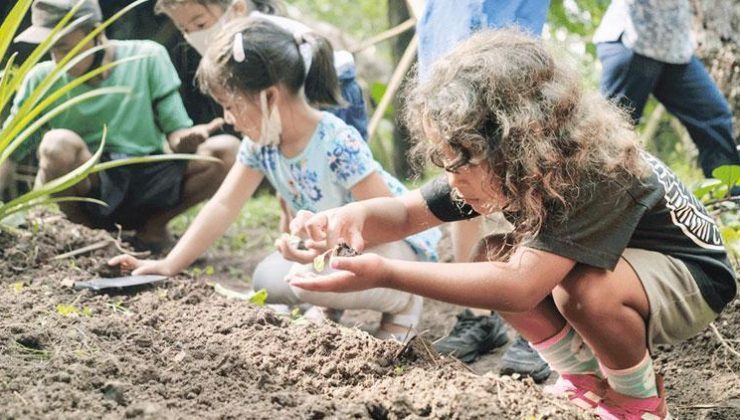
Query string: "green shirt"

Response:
xmin=7 ymin=39 xmax=193 ymax=161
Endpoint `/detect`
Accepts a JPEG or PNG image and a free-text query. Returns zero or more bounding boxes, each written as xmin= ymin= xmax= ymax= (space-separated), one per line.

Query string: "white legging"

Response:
xmin=252 ymin=241 xmax=419 ymax=321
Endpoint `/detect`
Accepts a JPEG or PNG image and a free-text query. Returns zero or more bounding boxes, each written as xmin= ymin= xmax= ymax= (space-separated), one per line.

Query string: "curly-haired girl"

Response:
xmin=287 ymin=30 xmax=738 ymax=419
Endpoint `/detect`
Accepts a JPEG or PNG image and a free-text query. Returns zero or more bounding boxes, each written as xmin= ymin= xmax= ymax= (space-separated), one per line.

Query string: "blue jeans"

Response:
xmin=598 ymin=41 xmax=740 ymax=177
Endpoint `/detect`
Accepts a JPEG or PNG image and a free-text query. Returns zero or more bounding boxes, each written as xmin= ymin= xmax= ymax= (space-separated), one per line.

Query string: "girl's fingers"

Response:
xmin=108 ymin=254 xmax=137 ymax=268
xmin=346 ymin=227 xmax=365 ymax=253
xmin=288 ymin=270 xmax=356 ymax=292
xmin=305 ymin=213 xmax=329 ymax=242
xmin=329 ymin=255 xmax=364 ymax=272
xmin=289 ymin=210 xmax=315 ymax=235
xmin=205 ymin=117 xmax=225 ymax=134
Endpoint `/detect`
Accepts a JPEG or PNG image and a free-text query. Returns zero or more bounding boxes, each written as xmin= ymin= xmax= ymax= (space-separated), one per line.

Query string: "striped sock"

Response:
xmin=532 ymin=325 xmax=603 ymax=377
xmin=601 ymin=351 xmax=658 ymax=399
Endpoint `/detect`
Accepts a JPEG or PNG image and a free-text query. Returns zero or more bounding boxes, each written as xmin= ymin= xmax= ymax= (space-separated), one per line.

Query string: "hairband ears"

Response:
xmin=233 ymin=32 xmax=246 ymax=63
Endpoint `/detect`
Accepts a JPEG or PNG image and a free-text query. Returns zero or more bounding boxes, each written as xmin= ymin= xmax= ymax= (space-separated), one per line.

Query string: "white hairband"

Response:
xmin=293 ymin=33 xmax=313 ymax=76
xmin=232 ymin=28 xmax=312 ymax=75
xmin=233 ymin=33 xmax=246 ymax=63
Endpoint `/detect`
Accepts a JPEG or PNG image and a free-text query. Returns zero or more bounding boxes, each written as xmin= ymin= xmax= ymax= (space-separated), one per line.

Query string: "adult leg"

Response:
xmin=597 ymin=41 xmax=663 ymax=124
xmin=35 ymin=129 xmax=97 ymax=225
xmin=653 ymin=56 xmax=740 ymax=177
xmin=137 ymin=134 xmax=239 ymax=243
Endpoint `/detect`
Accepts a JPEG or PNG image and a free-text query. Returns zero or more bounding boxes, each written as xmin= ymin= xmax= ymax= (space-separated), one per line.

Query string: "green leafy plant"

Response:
xmin=693 ymin=164 xmax=740 ymax=264
xmin=0 ymin=0 xmax=218 ymax=228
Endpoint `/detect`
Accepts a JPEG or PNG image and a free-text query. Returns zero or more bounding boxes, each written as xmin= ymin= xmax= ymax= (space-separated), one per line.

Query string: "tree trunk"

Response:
xmin=693 ymin=0 xmax=740 ymax=142
xmin=389 ymin=0 xmax=416 ymax=179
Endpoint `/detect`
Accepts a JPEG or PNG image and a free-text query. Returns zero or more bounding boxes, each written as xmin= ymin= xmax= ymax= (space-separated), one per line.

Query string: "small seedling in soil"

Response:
xmin=56 ymin=304 xmax=92 ymax=317
xmin=313 ymin=242 xmax=359 ymax=273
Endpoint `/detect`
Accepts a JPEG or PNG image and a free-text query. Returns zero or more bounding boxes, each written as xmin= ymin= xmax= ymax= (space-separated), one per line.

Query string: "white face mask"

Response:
xmin=183 ymin=5 xmax=234 ymax=56
xmin=258 ymin=90 xmax=282 ymax=146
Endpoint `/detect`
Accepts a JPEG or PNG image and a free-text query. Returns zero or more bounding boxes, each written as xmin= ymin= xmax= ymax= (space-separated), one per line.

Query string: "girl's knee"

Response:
xmin=554 ymin=266 xmax=615 ymax=322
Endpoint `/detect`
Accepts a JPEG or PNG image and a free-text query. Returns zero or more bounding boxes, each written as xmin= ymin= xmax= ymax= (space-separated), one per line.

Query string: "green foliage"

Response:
xmin=248 ymin=288 xmax=268 ymax=306
xmin=287 ymin=0 xmax=388 ymax=41
xmin=212 ymin=283 xmax=268 ymax=306
xmin=0 ymin=0 xmax=220 ymax=227
xmin=548 ymin=0 xmax=609 ymax=38
xmin=170 ymin=192 xmax=281 ymax=252
xmin=693 ymin=164 xmax=740 ymax=263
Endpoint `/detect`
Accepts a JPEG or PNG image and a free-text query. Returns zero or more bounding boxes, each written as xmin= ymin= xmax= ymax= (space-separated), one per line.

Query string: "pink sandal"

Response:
xmin=544 ymin=373 xmax=608 ymax=410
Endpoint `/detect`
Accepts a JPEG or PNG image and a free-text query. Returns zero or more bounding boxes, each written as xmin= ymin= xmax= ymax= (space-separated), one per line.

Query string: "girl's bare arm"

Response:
xmin=291 ymin=245 xmax=576 ymax=313
xmin=110 ymin=163 xmax=264 ymax=274
xmin=297 ymin=189 xmax=443 ymax=251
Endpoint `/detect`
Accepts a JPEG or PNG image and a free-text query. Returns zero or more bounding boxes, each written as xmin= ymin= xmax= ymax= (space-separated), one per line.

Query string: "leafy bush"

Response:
xmin=0 ymin=0 xmax=215 ymax=228
xmin=694 ymin=164 xmax=740 ymax=266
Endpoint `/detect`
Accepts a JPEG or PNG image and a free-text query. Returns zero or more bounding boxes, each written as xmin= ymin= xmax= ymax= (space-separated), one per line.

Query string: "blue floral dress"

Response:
xmin=238 ymin=112 xmax=441 ymax=261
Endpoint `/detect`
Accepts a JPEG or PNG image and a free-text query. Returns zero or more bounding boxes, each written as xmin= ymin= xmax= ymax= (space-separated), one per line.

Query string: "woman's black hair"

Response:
xmin=197 ymin=17 xmax=343 ymax=107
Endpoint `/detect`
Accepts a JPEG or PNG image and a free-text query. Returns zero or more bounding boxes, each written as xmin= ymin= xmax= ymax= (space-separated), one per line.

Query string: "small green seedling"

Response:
xmin=312 ymin=242 xmax=359 ymax=273
xmin=56 ymin=304 xmax=92 ymax=317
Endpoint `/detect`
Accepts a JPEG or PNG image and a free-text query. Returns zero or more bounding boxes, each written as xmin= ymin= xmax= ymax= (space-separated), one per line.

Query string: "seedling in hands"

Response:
xmin=312 ymin=242 xmax=359 ymax=273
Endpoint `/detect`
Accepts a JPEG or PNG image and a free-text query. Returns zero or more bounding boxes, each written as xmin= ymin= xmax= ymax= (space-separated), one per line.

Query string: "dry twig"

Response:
xmin=710 ymin=322 xmax=740 ymax=359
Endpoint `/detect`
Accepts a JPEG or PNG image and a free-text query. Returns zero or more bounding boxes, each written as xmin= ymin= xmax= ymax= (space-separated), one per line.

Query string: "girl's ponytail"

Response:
xmin=300 ymin=34 xmax=345 ymax=108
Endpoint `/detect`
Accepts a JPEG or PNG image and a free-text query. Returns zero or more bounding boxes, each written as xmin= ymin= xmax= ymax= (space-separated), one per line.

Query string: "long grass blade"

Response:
xmin=0 ymin=52 xmax=18 ymax=109
xmin=0 ymin=127 xmax=108 ymax=220
xmin=0 ymin=87 xmax=128 ymax=166
xmin=12 ymin=0 xmax=149 ymax=117
xmin=91 ymin=154 xmax=222 ymax=173
xmin=0 ymin=196 xmax=108 ymax=221
xmin=0 ymin=54 xmax=144 ymax=149
xmin=0 ymin=0 xmax=33 ymax=62
xmin=0 ymin=6 xmax=91 ymax=119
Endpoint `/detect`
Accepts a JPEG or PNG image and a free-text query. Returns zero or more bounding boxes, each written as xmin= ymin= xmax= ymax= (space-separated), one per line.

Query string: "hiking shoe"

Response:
xmin=544 ymin=373 xmax=607 ymax=410
xmin=595 ymin=375 xmax=671 ymax=420
xmin=432 ymin=309 xmax=509 ymax=363
xmin=500 ymin=335 xmax=552 ymax=383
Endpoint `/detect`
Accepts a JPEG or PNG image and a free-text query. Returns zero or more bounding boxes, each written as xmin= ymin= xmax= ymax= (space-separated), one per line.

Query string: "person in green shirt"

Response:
xmin=1 ymin=0 xmax=239 ymax=252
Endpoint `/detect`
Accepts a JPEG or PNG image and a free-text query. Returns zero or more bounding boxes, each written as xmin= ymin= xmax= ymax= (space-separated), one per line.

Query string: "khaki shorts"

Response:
xmin=622 ymin=248 xmax=718 ymax=351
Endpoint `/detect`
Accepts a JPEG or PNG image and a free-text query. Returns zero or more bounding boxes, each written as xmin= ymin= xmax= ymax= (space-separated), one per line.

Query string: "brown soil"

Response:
xmin=1 ymin=210 xmax=738 ymax=419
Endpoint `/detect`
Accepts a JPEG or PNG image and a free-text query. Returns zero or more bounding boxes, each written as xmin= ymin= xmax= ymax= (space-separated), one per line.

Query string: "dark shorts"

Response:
xmin=83 ymin=153 xmax=186 ymax=231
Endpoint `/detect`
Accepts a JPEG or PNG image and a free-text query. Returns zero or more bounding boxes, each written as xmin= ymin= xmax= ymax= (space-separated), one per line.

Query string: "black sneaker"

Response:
xmin=500 ymin=335 xmax=552 ymax=383
xmin=433 ymin=309 xmax=509 ymax=363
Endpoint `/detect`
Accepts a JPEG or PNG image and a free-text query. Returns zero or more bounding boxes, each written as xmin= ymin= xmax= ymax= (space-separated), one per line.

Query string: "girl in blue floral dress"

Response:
xmin=109 ymin=17 xmax=440 ymax=340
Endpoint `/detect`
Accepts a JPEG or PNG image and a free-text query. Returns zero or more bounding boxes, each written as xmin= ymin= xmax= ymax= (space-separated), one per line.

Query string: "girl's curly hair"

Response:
xmin=406 ymin=29 xmax=649 ymax=254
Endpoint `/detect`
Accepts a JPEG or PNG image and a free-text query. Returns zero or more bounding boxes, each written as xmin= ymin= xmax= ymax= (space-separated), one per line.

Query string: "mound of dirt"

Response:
xmin=0 ymin=212 xmax=586 ymax=419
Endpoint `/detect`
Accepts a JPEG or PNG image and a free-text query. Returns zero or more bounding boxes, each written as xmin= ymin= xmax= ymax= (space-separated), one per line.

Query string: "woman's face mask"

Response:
xmin=169 ymin=2 xmax=241 ymax=56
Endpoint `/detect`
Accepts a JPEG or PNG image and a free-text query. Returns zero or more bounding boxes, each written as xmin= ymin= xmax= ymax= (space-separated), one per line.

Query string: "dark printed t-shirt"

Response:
xmin=420 ymin=153 xmax=738 ymax=313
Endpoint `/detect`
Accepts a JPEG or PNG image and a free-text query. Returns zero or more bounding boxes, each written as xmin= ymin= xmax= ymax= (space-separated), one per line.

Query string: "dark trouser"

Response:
xmin=597 ymin=41 xmax=740 ymax=177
